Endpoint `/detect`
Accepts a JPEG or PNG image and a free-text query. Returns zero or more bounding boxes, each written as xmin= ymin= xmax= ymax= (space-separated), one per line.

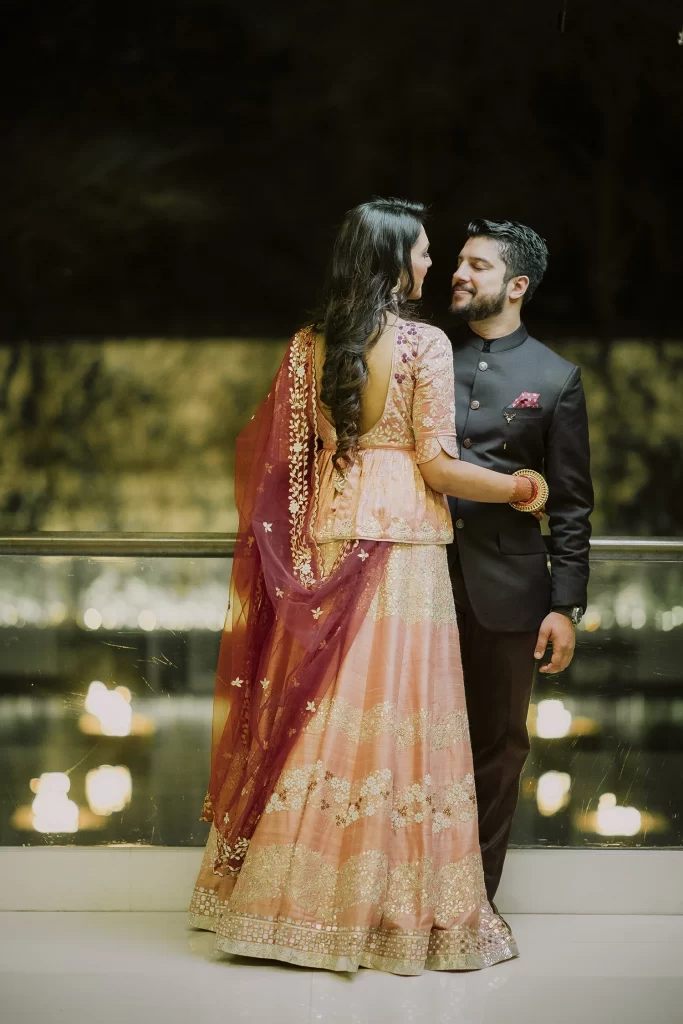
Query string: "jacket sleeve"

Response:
xmin=544 ymin=365 xmax=594 ymax=609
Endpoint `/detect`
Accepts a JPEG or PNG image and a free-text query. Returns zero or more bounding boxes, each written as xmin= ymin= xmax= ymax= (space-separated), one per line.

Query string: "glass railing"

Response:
xmin=1 ymin=534 xmax=682 ymax=850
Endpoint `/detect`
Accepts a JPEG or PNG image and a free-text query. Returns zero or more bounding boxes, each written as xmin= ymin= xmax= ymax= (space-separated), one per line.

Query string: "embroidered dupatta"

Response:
xmin=203 ymin=328 xmax=391 ymax=875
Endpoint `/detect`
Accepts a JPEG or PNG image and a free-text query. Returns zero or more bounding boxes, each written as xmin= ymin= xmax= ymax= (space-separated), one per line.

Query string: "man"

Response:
xmin=447 ymin=218 xmax=593 ymax=903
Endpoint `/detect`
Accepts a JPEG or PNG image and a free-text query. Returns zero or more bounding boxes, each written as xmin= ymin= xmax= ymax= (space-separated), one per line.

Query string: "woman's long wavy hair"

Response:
xmin=315 ymin=198 xmax=426 ymax=471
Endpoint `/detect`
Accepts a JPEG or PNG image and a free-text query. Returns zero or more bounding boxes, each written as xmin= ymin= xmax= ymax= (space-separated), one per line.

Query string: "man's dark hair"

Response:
xmin=467 ymin=219 xmax=548 ymax=304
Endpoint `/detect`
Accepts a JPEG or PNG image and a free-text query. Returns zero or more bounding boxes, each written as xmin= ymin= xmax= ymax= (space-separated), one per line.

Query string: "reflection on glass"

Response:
xmin=582 ymin=605 xmax=601 ymax=632
xmin=83 ymin=608 xmax=103 ymax=630
xmin=79 ymin=681 xmax=155 ymax=737
xmin=30 ymin=773 xmax=79 ymax=834
xmin=534 ymin=699 xmax=572 ymax=739
xmin=1 ymin=555 xmax=226 ymax=847
xmin=85 ymin=765 xmax=132 ymax=816
xmin=83 ymin=681 xmax=132 ymax=736
xmin=508 ymin=556 xmax=683 ymax=849
xmin=536 ymin=771 xmax=572 ymax=817
xmin=595 ymin=793 xmax=641 ymax=837
xmin=1 ymin=553 xmax=683 ymax=849
xmin=78 ymin=567 xmax=226 ymax=633
xmin=11 ymin=771 xmax=115 ymax=835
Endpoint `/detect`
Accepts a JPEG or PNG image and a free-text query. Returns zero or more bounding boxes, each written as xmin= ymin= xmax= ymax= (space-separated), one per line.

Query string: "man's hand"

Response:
xmin=534 ymin=612 xmax=576 ymax=674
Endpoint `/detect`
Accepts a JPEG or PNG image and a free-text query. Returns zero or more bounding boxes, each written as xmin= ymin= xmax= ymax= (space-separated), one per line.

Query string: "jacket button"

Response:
xmin=463 ymin=438 xmax=472 ymax=448
xmin=470 ymin=400 xmax=480 ymax=410
xmin=455 ymin=518 xmax=465 ymax=529
xmin=478 ymin=361 xmax=488 ymax=371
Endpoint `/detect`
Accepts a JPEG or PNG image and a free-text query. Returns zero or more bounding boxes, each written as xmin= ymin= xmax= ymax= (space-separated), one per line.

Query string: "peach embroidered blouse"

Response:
xmin=313 ymin=320 xmax=458 ymax=545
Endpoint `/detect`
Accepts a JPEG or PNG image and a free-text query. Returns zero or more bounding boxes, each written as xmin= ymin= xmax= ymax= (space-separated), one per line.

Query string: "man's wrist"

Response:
xmin=552 ymin=606 xmax=583 ymax=625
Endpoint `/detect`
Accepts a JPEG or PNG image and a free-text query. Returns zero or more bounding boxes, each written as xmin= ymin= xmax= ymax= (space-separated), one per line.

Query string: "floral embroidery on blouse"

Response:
xmin=411 ymin=325 xmax=458 ymax=464
xmin=312 ymin=320 xmax=457 ymax=547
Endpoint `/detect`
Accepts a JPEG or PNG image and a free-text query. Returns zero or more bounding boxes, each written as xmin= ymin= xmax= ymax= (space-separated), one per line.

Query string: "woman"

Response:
xmin=189 ymin=198 xmax=545 ymax=974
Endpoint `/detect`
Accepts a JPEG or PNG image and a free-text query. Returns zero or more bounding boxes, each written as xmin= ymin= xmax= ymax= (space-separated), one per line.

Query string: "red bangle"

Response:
xmin=510 ymin=469 xmax=548 ymax=514
xmin=516 ymin=476 xmax=539 ymax=507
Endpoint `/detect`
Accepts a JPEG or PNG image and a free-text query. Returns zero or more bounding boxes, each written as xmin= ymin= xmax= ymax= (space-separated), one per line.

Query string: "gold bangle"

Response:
xmin=509 ymin=469 xmax=549 ymax=514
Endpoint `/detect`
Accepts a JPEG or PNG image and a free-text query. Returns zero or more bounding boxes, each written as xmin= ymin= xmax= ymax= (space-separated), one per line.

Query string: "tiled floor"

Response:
xmin=1 ymin=912 xmax=682 ymax=1024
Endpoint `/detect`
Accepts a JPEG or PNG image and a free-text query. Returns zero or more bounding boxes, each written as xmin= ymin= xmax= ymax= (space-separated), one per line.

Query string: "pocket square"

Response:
xmin=508 ymin=392 xmax=540 ymax=408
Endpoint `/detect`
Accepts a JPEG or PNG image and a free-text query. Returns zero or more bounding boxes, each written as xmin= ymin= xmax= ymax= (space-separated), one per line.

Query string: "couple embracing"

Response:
xmin=190 ymin=199 xmax=593 ymax=975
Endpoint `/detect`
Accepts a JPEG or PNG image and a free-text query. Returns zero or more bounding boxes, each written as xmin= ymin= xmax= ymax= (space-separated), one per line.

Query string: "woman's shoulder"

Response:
xmin=399 ymin=319 xmax=452 ymax=356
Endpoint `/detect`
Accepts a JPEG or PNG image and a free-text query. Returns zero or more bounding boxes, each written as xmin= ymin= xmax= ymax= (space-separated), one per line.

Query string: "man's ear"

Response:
xmin=508 ymin=275 xmax=529 ymax=302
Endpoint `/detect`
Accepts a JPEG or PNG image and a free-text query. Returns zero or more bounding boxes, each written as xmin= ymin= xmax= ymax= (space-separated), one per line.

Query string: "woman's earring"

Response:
xmin=391 ymin=281 xmax=401 ymax=295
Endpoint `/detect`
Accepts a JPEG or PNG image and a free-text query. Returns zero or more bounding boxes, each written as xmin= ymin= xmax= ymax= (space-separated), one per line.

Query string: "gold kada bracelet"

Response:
xmin=509 ymin=469 xmax=549 ymax=514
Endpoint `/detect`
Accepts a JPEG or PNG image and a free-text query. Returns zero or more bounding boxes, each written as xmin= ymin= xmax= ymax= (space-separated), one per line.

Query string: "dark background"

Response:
xmin=1 ymin=0 xmax=681 ymax=340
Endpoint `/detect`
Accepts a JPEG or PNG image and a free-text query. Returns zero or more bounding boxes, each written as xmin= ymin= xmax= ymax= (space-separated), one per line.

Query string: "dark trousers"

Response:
xmin=450 ymin=556 xmax=538 ymax=902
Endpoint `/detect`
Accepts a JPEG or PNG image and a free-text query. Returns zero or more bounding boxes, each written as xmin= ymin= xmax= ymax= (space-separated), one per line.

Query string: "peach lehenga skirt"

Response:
xmin=189 ymin=543 xmax=518 ymax=975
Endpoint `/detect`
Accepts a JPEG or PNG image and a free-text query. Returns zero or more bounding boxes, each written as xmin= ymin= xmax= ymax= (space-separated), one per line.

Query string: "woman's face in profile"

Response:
xmin=407 ymin=226 xmax=432 ymax=300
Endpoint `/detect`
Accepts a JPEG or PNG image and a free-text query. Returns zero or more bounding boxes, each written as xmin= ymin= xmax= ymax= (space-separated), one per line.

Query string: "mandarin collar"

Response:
xmin=466 ymin=322 xmax=528 ymax=353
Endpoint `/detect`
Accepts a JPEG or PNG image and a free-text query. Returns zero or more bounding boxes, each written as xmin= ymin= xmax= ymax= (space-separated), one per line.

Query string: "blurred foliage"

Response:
xmin=0 ymin=340 xmax=285 ymax=531
xmin=549 ymin=341 xmax=683 ymax=536
xmin=0 ymin=337 xmax=681 ymax=535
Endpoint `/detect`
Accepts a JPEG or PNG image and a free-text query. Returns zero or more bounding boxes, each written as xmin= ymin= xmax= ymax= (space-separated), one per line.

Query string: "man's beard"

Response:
xmin=449 ymin=284 xmax=507 ymax=324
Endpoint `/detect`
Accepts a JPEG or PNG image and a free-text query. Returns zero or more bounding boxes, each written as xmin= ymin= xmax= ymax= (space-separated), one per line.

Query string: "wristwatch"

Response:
xmin=553 ymin=606 xmax=584 ymax=626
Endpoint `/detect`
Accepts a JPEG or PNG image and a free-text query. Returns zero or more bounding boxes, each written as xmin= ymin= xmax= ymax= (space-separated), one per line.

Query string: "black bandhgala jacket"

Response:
xmin=447 ymin=323 xmax=594 ymax=632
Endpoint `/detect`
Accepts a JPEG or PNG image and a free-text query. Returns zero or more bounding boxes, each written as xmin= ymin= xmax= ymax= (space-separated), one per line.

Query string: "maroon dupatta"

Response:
xmin=202 ymin=328 xmax=390 ymax=875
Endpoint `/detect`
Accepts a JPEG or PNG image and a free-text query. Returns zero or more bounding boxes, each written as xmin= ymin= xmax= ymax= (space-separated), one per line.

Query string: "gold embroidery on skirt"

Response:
xmin=429 ymin=708 xmax=470 ymax=749
xmin=431 ymin=774 xmax=477 ymax=831
xmin=368 ymin=544 xmax=457 ymax=626
xmin=306 ymin=694 xmax=468 ymax=752
xmin=228 ymin=843 xmax=388 ymax=921
xmin=189 ymin=885 xmax=231 ymax=928
xmin=265 ymin=762 xmax=393 ymax=826
xmin=382 ymin=851 xmax=486 ymax=920
xmin=318 ymin=543 xmax=457 ymax=624
xmin=391 ymin=773 xmax=476 ymax=832
xmin=212 ymin=910 xmax=517 ymax=974
xmin=222 ymin=842 xmax=486 ymax=924
xmin=191 ymin=845 xmax=515 ymax=973
xmin=264 ymin=762 xmax=476 ymax=834
xmin=382 ymin=857 xmax=436 ymax=918
xmin=392 ymin=708 xmax=431 ymax=749
xmin=433 ymin=851 xmax=488 ymax=922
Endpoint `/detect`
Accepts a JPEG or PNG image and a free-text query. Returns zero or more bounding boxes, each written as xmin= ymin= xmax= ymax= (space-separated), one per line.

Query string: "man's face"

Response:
xmin=449 ymin=236 xmax=509 ymax=322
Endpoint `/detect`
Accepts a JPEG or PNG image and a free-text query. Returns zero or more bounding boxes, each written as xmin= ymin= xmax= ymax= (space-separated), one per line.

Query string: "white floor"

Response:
xmin=1 ymin=912 xmax=682 ymax=1024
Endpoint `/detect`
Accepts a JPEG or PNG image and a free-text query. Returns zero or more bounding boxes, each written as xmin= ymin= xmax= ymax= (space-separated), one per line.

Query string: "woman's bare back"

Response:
xmin=314 ymin=319 xmax=398 ymax=437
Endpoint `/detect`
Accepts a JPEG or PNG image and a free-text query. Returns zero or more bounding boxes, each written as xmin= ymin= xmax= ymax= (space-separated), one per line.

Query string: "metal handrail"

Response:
xmin=0 ymin=533 xmax=235 ymax=557
xmin=0 ymin=533 xmax=682 ymax=558
xmin=588 ymin=538 xmax=683 ymax=559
